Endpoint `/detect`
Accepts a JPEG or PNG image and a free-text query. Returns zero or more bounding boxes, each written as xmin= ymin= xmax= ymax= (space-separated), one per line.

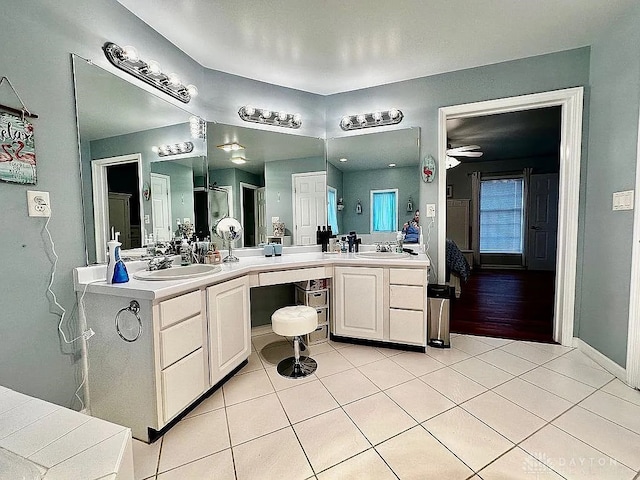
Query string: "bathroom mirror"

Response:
xmin=326 ymin=127 xmax=420 ymax=243
xmin=72 ymin=55 xmax=207 ymax=264
xmin=207 ymin=123 xmax=325 ymax=247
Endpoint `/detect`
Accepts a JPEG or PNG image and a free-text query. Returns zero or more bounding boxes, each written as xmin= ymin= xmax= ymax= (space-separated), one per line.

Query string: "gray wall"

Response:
xmin=577 ymin=2 xmax=640 ymax=367
xmin=326 ymin=162 xmax=344 ymax=234
xmin=264 ymin=157 xmax=325 ymax=237
xmin=340 ymin=166 xmax=419 ymax=235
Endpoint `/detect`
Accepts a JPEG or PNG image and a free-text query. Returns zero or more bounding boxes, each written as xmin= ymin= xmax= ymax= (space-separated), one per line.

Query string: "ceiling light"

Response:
xmin=153 ymin=141 xmax=194 ymax=157
xmin=217 ymin=142 xmax=245 ymax=152
xmin=339 ymin=157 xmax=347 ymax=162
xmin=231 ymin=156 xmax=247 ymax=165
xmin=339 ymin=109 xmax=403 ymax=131
xmin=102 ymin=42 xmax=198 ymax=104
xmin=238 ymin=105 xmax=302 ymax=129
xmin=388 ymin=163 xmax=396 ymax=167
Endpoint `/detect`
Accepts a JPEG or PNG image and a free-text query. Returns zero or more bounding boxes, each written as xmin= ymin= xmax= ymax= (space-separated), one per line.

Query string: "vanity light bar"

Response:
xmin=339 ymin=108 xmax=403 ymax=131
xmin=103 ymin=42 xmax=198 ymax=104
xmin=152 ymin=141 xmax=194 ymax=157
xmin=238 ymin=105 xmax=302 ymax=129
xmin=190 ymin=116 xmax=206 ymax=139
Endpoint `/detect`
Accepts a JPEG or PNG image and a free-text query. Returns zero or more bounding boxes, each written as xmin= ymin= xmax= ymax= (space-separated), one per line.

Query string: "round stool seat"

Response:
xmin=271 ymin=305 xmax=318 ymax=337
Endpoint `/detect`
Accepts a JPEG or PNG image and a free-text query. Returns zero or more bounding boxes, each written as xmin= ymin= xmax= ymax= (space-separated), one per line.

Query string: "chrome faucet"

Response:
xmin=375 ymin=242 xmax=392 ymax=253
xmin=147 ymin=256 xmax=173 ymax=271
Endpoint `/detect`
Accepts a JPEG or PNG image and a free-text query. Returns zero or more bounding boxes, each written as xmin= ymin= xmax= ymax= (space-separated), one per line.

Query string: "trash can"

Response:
xmin=427 ymin=284 xmax=452 ymax=348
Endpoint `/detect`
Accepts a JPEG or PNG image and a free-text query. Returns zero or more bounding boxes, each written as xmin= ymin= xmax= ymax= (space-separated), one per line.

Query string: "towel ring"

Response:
xmin=115 ymin=300 xmax=143 ymax=342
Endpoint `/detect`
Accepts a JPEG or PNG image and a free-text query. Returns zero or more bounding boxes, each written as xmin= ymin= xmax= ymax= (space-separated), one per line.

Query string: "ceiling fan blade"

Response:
xmin=446 ymin=144 xmax=481 ymax=154
xmin=450 ymin=151 xmax=483 ymax=157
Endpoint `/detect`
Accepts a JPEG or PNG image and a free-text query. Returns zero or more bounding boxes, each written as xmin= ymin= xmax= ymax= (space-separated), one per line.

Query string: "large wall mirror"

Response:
xmin=73 ymin=56 xmax=207 ymax=264
xmin=326 ymin=127 xmax=420 ymax=243
xmin=207 ymin=124 xmax=325 ymax=248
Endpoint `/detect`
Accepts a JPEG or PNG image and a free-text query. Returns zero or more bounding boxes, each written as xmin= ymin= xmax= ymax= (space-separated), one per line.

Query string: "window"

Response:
xmin=480 ymin=178 xmax=524 ymax=253
xmin=370 ymin=189 xmax=398 ymax=232
xmin=327 ymin=186 xmax=339 ymax=234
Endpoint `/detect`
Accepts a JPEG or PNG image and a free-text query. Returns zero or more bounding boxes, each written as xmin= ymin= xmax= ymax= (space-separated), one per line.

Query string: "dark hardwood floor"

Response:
xmin=450 ymin=269 xmax=556 ymax=343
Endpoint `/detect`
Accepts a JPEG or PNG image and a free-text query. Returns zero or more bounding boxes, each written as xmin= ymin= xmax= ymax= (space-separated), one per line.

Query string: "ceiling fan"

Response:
xmin=445 ymin=144 xmax=483 ymax=169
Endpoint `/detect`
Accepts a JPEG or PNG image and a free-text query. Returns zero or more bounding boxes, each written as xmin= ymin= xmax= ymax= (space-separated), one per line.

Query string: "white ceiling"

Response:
xmin=117 ymin=0 xmax=634 ymax=95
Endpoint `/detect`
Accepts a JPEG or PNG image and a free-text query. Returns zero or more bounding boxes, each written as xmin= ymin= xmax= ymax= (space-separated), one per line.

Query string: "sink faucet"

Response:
xmin=147 ymin=256 xmax=173 ymax=271
xmin=375 ymin=242 xmax=392 ymax=253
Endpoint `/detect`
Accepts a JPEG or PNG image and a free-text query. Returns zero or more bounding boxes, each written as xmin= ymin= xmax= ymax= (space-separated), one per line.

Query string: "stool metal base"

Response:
xmin=276 ymin=356 xmax=317 ymax=378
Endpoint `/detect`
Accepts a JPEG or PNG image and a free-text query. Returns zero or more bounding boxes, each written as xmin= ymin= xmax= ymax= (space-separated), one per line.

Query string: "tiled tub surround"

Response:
xmin=0 ymin=386 xmax=133 ymax=479
xmin=132 ymin=333 xmax=640 ymax=480
xmin=74 ymin=247 xmax=430 ymax=443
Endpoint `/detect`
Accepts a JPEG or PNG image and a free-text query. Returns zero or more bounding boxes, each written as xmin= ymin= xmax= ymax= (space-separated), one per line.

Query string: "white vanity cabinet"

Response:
xmin=333 ymin=266 xmax=385 ymax=340
xmin=207 ymin=276 xmax=251 ymax=385
xmin=154 ymin=290 xmax=208 ymax=424
xmin=333 ymin=265 xmax=427 ymax=347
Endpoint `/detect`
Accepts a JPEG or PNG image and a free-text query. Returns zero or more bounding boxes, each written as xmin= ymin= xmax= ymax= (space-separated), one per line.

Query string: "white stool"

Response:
xmin=271 ymin=305 xmax=318 ymax=378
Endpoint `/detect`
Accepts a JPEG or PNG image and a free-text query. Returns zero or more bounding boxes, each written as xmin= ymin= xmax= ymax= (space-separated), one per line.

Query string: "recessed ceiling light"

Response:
xmin=217 ymin=142 xmax=245 ymax=152
xmin=231 ymin=157 xmax=247 ymax=165
xmin=388 ymin=163 xmax=396 ymax=167
xmin=339 ymin=157 xmax=347 ymax=162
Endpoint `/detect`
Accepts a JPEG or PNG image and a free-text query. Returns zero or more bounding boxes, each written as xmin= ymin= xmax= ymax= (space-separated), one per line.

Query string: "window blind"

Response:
xmin=480 ymin=178 xmax=524 ymax=254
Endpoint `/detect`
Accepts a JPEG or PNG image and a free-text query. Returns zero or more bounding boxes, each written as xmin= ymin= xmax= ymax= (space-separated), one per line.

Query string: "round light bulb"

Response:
xmin=168 ymin=73 xmax=181 ymax=86
xmin=278 ymin=111 xmax=288 ymax=121
xmin=244 ymin=105 xmax=255 ymax=116
xmin=357 ymin=114 xmax=366 ymax=125
xmin=186 ymin=84 xmax=198 ymax=97
xmin=373 ymin=111 xmax=382 ymax=121
xmin=179 ymin=143 xmax=188 ymax=152
xmin=262 ymin=110 xmax=272 ymax=119
xmin=122 ymin=45 xmax=139 ymax=62
xmin=341 ymin=116 xmax=352 ymax=128
xmin=293 ymin=113 xmax=302 ymax=124
xmin=151 ymin=146 xmax=159 ymax=153
xmin=389 ymin=108 xmax=400 ymax=119
xmin=147 ymin=60 xmax=161 ymax=75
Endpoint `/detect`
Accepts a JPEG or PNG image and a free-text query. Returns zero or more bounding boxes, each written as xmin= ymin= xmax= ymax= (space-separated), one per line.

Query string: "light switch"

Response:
xmin=612 ymin=190 xmax=634 ymax=211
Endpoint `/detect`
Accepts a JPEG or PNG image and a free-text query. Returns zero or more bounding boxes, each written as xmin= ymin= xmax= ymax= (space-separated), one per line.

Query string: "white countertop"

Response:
xmin=0 ymin=386 xmax=133 ymax=480
xmin=74 ymin=246 xmax=430 ymax=302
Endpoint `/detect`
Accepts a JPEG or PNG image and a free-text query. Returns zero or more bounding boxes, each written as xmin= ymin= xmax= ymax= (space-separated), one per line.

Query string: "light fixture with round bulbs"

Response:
xmin=238 ymin=105 xmax=302 ymax=129
xmin=339 ymin=109 xmax=403 ymax=131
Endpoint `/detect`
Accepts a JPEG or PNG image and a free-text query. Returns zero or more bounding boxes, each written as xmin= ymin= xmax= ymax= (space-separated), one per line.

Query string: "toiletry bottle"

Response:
xmin=180 ymin=238 xmax=192 ymax=266
xmin=106 ymin=232 xmax=129 ymax=284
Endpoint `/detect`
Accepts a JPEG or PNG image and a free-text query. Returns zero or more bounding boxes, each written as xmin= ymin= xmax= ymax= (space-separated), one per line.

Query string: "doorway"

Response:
xmin=438 ymin=88 xmax=584 ymax=346
xmin=240 ymin=182 xmax=259 ymax=247
xmin=292 ymin=172 xmax=327 ymax=245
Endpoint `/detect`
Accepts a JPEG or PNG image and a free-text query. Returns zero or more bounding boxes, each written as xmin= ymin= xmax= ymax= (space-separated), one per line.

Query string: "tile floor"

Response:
xmin=133 ymin=332 xmax=640 ymax=479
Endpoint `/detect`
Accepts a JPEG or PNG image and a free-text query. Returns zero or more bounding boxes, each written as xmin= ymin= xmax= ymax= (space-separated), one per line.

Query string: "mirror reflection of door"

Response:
xmin=240 ymin=182 xmax=261 ymax=247
xmin=105 ymin=161 xmax=141 ymax=250
xmin=108 ymin=193 xmax=132 ymax=249
xmin=293 ymin=172 xmax=327 ymax=245
xmin=150 ymin=173 xmax=172 ymax=241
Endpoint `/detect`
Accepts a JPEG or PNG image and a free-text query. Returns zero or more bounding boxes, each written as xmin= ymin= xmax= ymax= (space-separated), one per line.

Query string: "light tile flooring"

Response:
xmin=133 ymin=332 xmax=640 ymax=479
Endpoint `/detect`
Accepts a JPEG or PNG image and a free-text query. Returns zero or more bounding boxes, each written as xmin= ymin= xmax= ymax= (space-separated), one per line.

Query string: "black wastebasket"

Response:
xmin=427 ymin=284 xmax=453 ymax=348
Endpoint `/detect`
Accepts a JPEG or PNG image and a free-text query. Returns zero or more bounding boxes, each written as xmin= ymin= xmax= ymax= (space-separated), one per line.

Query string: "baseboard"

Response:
xmin=573 ymin=337 xmax=627 ymax=381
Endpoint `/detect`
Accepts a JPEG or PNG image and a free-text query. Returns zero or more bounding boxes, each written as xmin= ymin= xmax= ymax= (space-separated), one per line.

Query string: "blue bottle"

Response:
xmin=106 ymin=233 xmax=129 ymax=284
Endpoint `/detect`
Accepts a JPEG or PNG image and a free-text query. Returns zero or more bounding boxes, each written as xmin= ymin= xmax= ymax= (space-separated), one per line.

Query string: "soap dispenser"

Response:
xmin=106 ymin=232 xmax=129 ymax=284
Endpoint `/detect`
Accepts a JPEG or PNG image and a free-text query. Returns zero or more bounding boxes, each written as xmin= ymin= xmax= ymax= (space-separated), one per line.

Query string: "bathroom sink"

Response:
xmin=133 ymin=264 xmax=222 ymax=281
xmin=356 ymin=251 xmax=410 ymax=259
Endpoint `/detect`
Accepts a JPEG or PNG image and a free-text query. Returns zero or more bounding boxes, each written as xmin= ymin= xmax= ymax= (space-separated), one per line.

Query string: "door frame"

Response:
xmin=292 ymin=171 xmax=327 ymax=245
xmin=91 ymin=153 xmax=143 ymax=263
xmin=239 ymin=182 xmax=259 ymax=248
xmin=626 ymin=106 xmax=640 ymax=388
xmin=437 ymin=87 xmax=584 ymax=346
xmin=150 ymin=172 xmax=172 ymax=242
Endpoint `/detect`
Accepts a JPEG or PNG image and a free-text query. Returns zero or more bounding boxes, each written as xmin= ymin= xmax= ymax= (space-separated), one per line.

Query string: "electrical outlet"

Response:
xmin=27 ymin=190 xmax=51 ymax=217
xmin=426 ymin=204 xmax=436 ymax=217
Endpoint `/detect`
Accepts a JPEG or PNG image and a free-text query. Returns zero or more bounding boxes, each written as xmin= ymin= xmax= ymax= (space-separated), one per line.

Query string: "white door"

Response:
xmin=527 ymin=173 xmax=559 ymax=271
xmin=333 ymin=266 xmax=384 ymax=340
xmin=293 ymin=173 xmax=327 ymax=245
xmin=151 ymin=173 xmax=172 ymax=241
xmin=256 ymin=187 xmax=267 ymax=244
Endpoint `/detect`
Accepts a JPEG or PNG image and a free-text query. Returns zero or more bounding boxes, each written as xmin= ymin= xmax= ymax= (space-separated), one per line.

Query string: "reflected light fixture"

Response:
xmin=388 ymin=163 xmax=396 ymax=168
xmin=340 ymin=108 xmax=403 ymax=131
xmin=152 ymin=141 xmax=194 ymax=157
xmin=339 ymin=157 xmax=348 ymax=163
xmin=190 ymin=116 xmax=206 ymax=139
xmin=231 ymin=156 xmax=247 ymax=165
xmin=103 ymin=42 xmax=198 ymax=104
xmin=238 ymin=105 xmax=302 ymax=129
xmin=446 ymin=156 xmax=461 ymax=169
xmin=217 ymin=142 xmax=245 ymax=152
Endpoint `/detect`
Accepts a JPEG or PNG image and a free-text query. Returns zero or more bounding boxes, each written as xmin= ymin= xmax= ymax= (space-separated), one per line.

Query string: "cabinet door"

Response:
xmin=161 ymin=348 xmax=206 ymax=423
xmin=333 ymin=266 xmax=384 ymax=340
xmin=207 ymin=276 xmax=251 ymax=385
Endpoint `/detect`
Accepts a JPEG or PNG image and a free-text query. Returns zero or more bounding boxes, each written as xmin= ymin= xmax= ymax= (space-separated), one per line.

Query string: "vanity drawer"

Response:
xmin=389 ymin=268 xmax=426 ymax=286
xmin=161 ymin=347 xmax=205 ymax=423
xmin=389 ymin=308 xmax=425 ymax=345
xmin=389 ymin=285 xmax=425 ymax=310
xmin=160 ymin=314 xmax=203 ymax=369
xmin=258 ymin=267 xmax=327 ymax=287
xmin=159 ymin=291 xmax=201 ymax=329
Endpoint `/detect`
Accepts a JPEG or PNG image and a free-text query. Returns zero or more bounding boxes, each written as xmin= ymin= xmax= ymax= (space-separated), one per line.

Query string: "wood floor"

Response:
xmin=450 ymin=269 xmax=556 ymax=343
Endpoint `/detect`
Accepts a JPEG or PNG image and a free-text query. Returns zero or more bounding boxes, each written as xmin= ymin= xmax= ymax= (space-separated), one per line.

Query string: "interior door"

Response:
xmin=151 ymin=173 xmax=172 ymax=241
xmin=527 ymin=173 xmax=559 ymax=270
xmin=107 ymin=192 xmax=132 ymax=249
xmin=294 ymin=173 xmax=327 ymax=245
